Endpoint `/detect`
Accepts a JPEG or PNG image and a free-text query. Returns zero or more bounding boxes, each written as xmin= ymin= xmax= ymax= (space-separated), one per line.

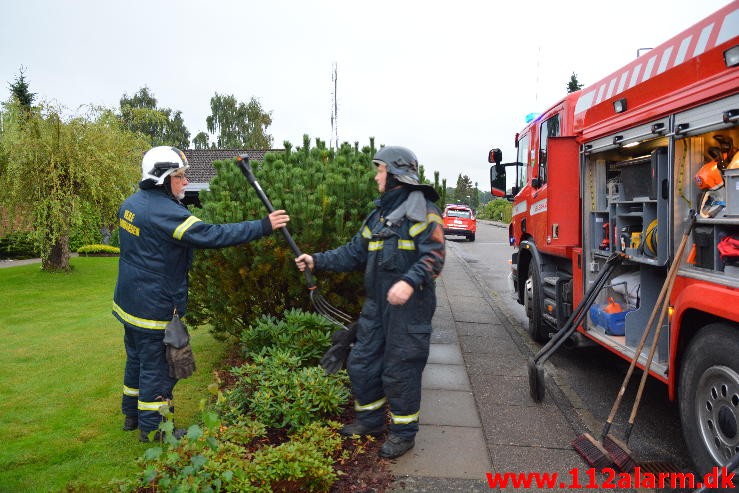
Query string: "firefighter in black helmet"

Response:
xmin=296 ymin=146 xmax=445 ymax=459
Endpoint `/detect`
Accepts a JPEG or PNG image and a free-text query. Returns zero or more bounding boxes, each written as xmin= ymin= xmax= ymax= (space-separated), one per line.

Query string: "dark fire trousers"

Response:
xmin=348 ymin=286 xmax=436 ymax=439
xmin=121 ymin=324 xmax=177 ymax=432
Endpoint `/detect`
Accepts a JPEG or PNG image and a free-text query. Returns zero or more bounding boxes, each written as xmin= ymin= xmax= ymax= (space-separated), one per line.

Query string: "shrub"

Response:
xmin=116 ymin=405 xmax=346 ymax=492
xmin=477 ymin=198 xmax=512 ymax=222
xmin=223 ymin=346 xmax=350 ymax=430
xmin=240 ymin=309 xmax=333 ymax=365
xmin=108 ymin=225 xmax=120 ymax=247
xmin=245 ymin=438 xmax=337 ymax=492
xmin=77 ymin=244 xmax=120 ymax=255
xmin=0 ymin=231 xmax=38 ymax=259
xmin=187 ymin=136 xmax=378 ymax=340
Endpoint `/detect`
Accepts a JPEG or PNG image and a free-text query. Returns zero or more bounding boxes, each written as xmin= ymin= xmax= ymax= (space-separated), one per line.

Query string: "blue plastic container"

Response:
xmin=589 ymin=304 xmax=633 ymax=336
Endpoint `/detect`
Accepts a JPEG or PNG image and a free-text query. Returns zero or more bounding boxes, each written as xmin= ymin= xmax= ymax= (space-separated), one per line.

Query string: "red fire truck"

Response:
xmin=490 ymin=1 xmax=739 ymax=474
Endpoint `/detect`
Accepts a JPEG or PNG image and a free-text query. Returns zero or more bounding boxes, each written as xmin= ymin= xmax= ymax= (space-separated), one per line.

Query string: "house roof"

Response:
xmin=182 ymin=149 xmax=282 ymax=190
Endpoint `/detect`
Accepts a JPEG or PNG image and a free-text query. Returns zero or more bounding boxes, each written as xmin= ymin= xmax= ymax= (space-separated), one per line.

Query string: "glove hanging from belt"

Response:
xmin=320 ymin=322 xmax=358 ymax=374
xmin=163 ymin=309 xmax=196 ymax=379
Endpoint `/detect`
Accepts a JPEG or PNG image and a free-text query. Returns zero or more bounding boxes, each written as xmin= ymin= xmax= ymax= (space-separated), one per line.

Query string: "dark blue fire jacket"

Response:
xmin=113 ymin=184 xmax=270 ymax=330
xmin=313 ymin=194 xmax=445 ymax=309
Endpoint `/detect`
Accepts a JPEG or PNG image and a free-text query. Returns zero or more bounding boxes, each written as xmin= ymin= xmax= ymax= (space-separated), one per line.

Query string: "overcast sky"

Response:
xmin=1 ymin=0 xmax=732 ymax=190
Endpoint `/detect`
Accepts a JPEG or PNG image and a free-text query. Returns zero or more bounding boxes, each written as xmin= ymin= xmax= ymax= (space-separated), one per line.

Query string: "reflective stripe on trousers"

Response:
xmin=122 ymin=323 xmax=178 ymax=432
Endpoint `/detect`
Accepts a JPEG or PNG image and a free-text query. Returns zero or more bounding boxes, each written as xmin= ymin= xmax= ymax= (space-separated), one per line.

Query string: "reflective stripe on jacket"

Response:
xmin=312 ymin=197 xmax=445 ymax=294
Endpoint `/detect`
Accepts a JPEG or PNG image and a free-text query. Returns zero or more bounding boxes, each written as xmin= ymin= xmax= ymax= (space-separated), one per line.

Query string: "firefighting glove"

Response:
xmin=320 ymin=323 xmax=358 ymax=374
xmin=166 ymin=344 xmax=196 ymax=379
xmin=163 ymin=310 xmax=196 ymax=379
xmin=163 ymin=311 xmax=190 ymax=349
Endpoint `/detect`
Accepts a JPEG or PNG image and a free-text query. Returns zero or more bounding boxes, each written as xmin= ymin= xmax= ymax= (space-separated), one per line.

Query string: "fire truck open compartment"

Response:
xmin=581 ymin=94 xmax=739 ymax=376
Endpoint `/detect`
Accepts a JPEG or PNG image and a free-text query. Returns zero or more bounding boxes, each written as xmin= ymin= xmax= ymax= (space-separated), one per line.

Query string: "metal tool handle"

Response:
xmin=236 ymin=155 xmax=317 ymax=289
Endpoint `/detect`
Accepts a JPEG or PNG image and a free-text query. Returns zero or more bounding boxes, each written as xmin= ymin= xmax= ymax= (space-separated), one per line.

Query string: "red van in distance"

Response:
xmin=442 ymin=204 xmax=477 ymax=242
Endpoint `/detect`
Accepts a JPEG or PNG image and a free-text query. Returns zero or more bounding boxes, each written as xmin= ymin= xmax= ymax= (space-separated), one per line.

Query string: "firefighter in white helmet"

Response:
xmin=113 ymin=146 xmax=289 ymax=442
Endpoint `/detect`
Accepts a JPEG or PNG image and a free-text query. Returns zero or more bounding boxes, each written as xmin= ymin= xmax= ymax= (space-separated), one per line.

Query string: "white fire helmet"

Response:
xmin=141 ymin=146 xmax=189 ymax=185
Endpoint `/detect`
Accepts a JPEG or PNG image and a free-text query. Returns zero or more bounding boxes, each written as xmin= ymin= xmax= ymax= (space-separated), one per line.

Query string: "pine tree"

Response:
xmin=567 ymin=72 xmax=584 ymax=93
xmin=187 ymin=136 xmax=376 ymax=338
xmin=8 ymin=67 xmax=36 ymax=109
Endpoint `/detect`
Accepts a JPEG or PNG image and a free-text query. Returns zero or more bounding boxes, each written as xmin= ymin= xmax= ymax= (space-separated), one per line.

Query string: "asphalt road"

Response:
xmin=446 ymin=220 xmax=693 ymax=474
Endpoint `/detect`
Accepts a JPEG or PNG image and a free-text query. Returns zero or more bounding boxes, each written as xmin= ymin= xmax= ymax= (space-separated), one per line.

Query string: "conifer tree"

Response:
xmin=187 ymin=136 xmax=376 ymax=338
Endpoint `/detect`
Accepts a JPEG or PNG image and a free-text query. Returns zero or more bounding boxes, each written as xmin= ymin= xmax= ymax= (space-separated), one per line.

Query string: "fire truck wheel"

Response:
xmin=678 ymin=322 xmax=739 ymax=476
xmin=468 ymin=233 xmax=475 ymax=242
xmin=523 ymin=261 xmax=548 ymax=343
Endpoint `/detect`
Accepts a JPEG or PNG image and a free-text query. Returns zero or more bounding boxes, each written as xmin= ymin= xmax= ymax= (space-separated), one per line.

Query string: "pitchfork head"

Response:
xmin=310 ymin=290 xmax=353 ymax=330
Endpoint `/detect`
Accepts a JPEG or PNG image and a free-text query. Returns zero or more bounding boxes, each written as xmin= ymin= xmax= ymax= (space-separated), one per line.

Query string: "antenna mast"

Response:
xmin=331 ymin=62 xmax=338 ymax=150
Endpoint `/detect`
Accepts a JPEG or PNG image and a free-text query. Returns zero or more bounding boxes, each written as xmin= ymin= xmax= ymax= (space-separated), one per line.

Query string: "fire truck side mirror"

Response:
xmin=490 ymin=163 xmax=507 ymax=198
xmin=488 ymin=148 xmax=502 ymax=165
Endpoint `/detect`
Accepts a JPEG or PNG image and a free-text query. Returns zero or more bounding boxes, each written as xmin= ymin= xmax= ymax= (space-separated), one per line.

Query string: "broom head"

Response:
xmin=572 ymin=433 xmax=615 ymax=469
xmin=602 ymin=433 xmax=636 ymax=472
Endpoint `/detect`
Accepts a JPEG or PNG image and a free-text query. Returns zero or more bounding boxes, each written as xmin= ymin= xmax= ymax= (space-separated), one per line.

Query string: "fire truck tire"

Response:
xmin=678 ymin=322 xmax=739 ymax=476
xmin=468 ymin=233 xmax=475 ymax=242
xmin=523 ymin=261 xmax=548 ymax=343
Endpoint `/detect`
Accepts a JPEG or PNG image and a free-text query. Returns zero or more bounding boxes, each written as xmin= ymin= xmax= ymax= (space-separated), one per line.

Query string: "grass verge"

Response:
xmin=0 ymin=257 xmax=226 ymax=492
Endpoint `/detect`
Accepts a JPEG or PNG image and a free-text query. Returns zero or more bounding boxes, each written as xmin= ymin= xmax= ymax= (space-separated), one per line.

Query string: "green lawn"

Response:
xmin=0 ymin=257 xmax=227 ymax=492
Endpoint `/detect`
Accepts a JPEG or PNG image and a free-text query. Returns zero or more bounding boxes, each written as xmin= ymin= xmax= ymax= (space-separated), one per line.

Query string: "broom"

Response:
xmin=572 ymin=215 xmax=693 ymax=469
xmin=602 ymin=218 xmax=694 ymax=471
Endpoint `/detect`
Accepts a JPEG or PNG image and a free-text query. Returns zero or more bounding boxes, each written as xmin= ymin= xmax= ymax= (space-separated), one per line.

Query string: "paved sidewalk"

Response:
xmin=0 ymin=258 xmax=43 ymax=268
xmin=387 ymin=242 xmax=625 ymax=492
xmin=0 ymin=254 xmax=80 ymax=268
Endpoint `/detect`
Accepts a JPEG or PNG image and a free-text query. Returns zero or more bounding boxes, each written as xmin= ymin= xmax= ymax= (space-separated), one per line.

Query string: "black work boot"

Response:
xmin=379 ymin=434 xmax=415 ymax=459
xmin=139 ymin=428 xmax=186 ymax=443
xmin=339 ymin=421 xmax=386 ymax=437
xmin=122 ymin=415 xmax=138 ymax=431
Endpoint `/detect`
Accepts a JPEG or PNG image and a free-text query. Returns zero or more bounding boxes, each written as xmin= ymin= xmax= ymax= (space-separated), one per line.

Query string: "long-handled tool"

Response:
xmin=236 ymin=155 xmax=353 ymax=331
xmin=572 ymin=215 xmax=695 ymax=470
xmin=528 ymin=252 xmax=625 ymax=404
xmin=601 ymin=216 xmax=696 ymax=471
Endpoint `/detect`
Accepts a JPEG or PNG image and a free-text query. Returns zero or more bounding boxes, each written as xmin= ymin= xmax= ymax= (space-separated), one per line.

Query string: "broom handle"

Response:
xmin=623 ymin=218 xmax=694 ymax=441
xmin=623 ymin=298 xmax=670 ymax=442
xmin=601 ymin=215 xmax=693 ymax=439
xmin=236 ymin=155 xmax=318 ymax=290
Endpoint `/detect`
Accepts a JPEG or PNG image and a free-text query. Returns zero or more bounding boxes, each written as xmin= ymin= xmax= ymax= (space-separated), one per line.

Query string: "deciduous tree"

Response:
xmin=192 ymin=131 xmax=210 ymax=149
xmin=119 ymin=86 xmax=190 ymax=148
xmin=205 ymin=93 xmax=273 ymax=149
xmin=0 ymin=101 xmax=148 ymax=271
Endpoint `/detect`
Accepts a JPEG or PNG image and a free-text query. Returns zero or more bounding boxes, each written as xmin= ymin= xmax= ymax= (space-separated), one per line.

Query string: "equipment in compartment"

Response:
xmin=642 ymin=220 xmax=658 ymax=258
xmin=692 ymin=226 xmax=715 ymax=269
xmin=725 ymin=169 xmax=739 ymax=217
xmin=610 ymin=271 xmax=641 ymax=308
xmin=600 ymin=221 xmax=610 ymax=250
xmin=717 ymin=233 xmax=739 ymax=276
xmin=617 ymin=155 xmax=656 ymax=200
xmin=589 ymin=304 xmax=635 ymax=336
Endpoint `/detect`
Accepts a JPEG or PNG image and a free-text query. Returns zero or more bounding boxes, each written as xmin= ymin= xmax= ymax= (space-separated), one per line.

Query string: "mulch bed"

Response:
xmin=214 ymin=348 xmax=395 ymax=492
